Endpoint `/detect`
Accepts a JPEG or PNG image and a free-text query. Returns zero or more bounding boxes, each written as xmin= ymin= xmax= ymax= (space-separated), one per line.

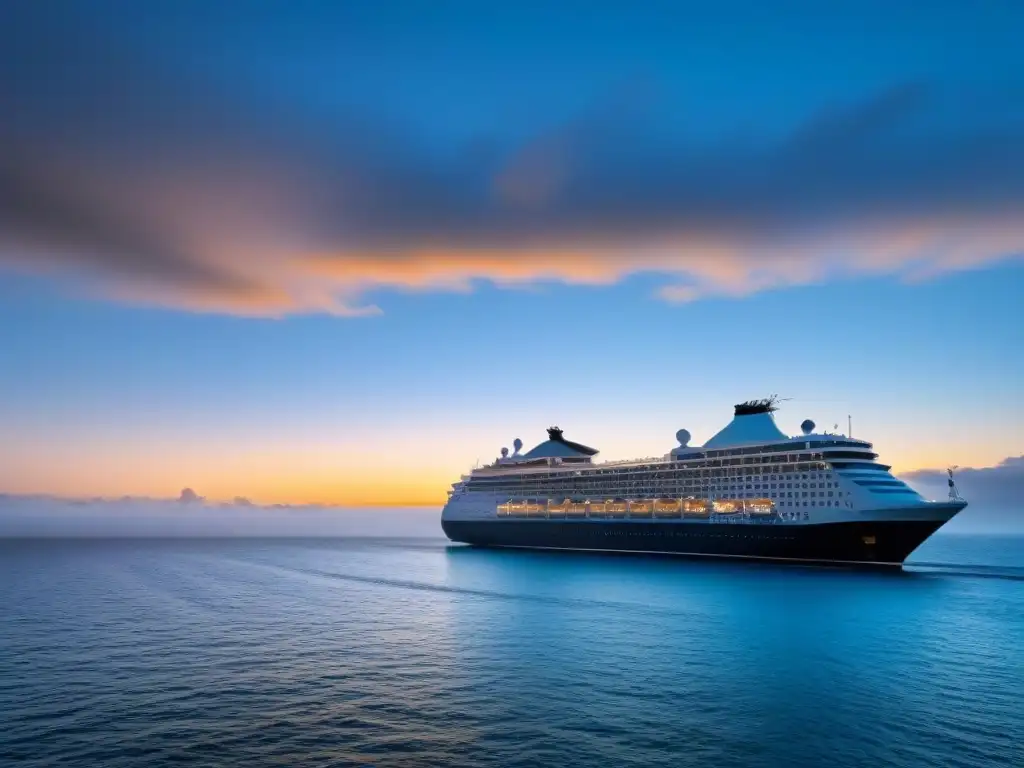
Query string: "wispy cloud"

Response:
xmin=905 ymin=456 xmax=1024 ymax=507
xmin=902 ymin=456 xmax=1024 ymax=533
xmin=1 ymin=5 xmax=1022 ymax=316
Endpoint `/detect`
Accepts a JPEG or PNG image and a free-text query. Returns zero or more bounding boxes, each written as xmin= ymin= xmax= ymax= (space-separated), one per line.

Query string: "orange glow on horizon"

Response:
xmin=2 ymin=404 xmax=1018 ymax=508
xmin=0 ymin=446 xmax=1014 ymax=507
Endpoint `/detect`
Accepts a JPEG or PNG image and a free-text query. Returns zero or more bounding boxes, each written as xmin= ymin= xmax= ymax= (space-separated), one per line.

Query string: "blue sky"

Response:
xmin=0 ymin=1 xmax=1021 ymax=505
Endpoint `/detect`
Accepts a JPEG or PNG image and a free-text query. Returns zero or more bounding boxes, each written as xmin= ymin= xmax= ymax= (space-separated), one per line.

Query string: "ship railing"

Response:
xmin=594 ymin=457 xmax=671 ymax=467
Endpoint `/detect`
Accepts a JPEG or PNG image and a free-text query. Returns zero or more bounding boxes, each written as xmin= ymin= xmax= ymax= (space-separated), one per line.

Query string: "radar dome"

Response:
xmin=801 ymin=419 xmax=816 ymax=435
xmin=500 ymin=447 xmax=509 ymax=458
xmin=675 ymin=429 xmax=691 ymax=447
xmin=513 ymin=438 xmax=523 ymax=454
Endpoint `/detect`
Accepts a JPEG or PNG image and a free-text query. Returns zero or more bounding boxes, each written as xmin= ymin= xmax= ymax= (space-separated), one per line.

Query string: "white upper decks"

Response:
xmin=477 ymin=398 xmax=873 ymax=477
xmin=521 ymin=427 xmax=599 ymax=461
xmin=673 ymin=399 xmax=867 ymax=457
xmin=671 ymin=398 xmax=792 ymax=457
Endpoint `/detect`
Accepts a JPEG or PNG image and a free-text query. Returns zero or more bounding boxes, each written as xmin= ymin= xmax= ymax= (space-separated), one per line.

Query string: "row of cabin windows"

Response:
xmin=496 ymin=460 xmax=840 ymax=478
xmin=470 ymin=475 xmax=846 ymax=494
xmin=471 ymin=469 xmax=842 ymax=489
xmin=676 ymin=455 xmax=818 ymax=466
xmin=491 ymin=464 xmax=840 ymax=482
xmin=749 ymin=482 xmax=838 ymax=490
xmin=675 ymin=455 xmax=885 ymax=467
xmin=475 ymin=486 xmax=848 ymax=496
xmin=490 ymin=458 xmax=837 ymax=478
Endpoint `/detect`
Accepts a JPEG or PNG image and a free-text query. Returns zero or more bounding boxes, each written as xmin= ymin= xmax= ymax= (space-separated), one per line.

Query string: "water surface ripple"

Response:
xmin=1 ymin=535 xmax=1021 ymax=767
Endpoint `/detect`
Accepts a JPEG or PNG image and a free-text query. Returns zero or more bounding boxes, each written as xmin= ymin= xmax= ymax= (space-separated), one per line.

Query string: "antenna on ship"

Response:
xmin=848 ymin=414 xmax=852 ymax=437
xmin=947 ymin=466 xmax=964 ymax=502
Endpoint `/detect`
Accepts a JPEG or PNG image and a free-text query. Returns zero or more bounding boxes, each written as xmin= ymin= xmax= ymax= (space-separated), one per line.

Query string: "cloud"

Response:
xmin=904 ymin=456 xmax=1024 ymax=508
xmin=904 ymin=456 xmax=1024 ymax=533
xmin=178 ymin=488 xmax=204 ymax=504
xmin=1 ymin=6 xmax=1022 ymax=316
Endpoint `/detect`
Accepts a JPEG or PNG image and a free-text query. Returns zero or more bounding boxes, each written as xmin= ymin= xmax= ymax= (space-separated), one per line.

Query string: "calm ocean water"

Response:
xmin=1 ymin=533 xmax=1022 ymax=767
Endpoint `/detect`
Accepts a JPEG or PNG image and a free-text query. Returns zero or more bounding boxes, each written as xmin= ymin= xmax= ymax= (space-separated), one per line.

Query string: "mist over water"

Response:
xmin=0 ymin=498 xmax=440 ymax=538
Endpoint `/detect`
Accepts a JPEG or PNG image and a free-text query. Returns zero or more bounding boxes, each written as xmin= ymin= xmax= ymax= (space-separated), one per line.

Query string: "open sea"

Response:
xmin=1 ymin=532 xmax=1022 ymax=767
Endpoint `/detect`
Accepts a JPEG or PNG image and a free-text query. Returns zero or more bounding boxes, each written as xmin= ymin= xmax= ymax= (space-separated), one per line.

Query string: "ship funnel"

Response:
xmin=703 ymin=399 xmax=787 ymax=449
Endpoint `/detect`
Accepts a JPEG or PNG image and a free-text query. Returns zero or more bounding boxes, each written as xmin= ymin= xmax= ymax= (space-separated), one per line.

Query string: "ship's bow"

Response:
xmin=860 ymin=500 xmax=967 ymax=565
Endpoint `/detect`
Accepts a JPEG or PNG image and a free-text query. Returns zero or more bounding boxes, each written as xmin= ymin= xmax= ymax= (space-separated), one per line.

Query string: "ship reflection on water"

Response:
xmin=438 ymin=537 xmax=1021 ymax=766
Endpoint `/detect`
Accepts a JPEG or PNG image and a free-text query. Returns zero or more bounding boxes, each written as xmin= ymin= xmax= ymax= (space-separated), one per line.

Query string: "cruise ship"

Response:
xmin=441 ymin=398 xmax=967 ymax=566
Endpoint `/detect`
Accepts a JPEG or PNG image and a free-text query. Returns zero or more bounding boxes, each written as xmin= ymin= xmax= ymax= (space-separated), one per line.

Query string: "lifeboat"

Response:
xmin=524 ymin=500 xmax=545 ymax=515
xmin=508 ymin=501 xmax=528 ymax=516
xmin=567 ymin=500 xmax=588 ymax=516
xmin=747 ymin=498 xmax=775 ymax=515
xmin=712 ymin=500 xmax=742 ymax=515
xmin=497 ymin=502 xmax=512 ymax=516
xmin=654 ymin=498 xmax=682 ymax=516
xmin=606 ymin=499 xmax=629 ymax=516
xmin=586 ymin=500 xmax=607 ymax=516
xmin=683 ymin=499 xmax=711 ymax=516
xmin=547 ymin=499 xmax=571 ymax=516
xmin=628 ymin=499 xmax=652 ymax=516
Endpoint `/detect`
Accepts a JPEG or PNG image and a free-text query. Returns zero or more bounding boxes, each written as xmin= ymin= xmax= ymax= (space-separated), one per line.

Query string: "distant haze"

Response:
xmin=0 ymin=497 xmax=442 ymax=538
xmin=0 ymin=493 xmax=1019 ymax=537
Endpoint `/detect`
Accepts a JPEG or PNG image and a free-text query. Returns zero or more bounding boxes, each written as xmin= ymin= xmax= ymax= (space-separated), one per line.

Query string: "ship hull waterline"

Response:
xmin=441 ymin=517 xmax=955 ymax=567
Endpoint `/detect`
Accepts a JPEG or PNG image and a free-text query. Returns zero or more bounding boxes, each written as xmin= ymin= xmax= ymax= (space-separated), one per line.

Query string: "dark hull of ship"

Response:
xmin=441 ymin=518 xmax=947 ymax=566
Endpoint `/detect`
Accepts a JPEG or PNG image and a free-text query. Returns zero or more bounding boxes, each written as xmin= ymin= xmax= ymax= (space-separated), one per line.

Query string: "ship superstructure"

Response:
xmin=440 ymin=399 xmax=966 ymax=566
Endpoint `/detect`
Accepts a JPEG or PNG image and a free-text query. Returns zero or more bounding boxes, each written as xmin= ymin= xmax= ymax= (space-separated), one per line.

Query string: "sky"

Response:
xmin=1 ymin=1 xmax=1022 ymax=517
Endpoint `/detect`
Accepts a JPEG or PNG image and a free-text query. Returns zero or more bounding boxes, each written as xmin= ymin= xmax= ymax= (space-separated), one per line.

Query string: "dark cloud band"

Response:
xmin=1 ymin=3 xmax=1022 ymax=315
